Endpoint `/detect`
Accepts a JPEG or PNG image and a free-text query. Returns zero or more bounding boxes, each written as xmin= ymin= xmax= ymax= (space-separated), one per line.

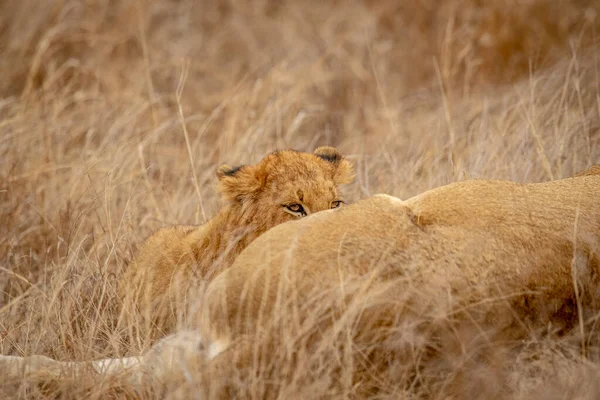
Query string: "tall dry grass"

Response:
xmin=1 ymin=0 xmax=600 ymax=398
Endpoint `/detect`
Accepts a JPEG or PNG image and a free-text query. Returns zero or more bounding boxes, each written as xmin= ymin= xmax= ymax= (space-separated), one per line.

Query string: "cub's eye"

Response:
xmin=284 ymin=203 xmax=306 ymax=216
xmin=287 ymin=203 xmax=302 ymax=212
xmin=330 ymin=200 xmax=344 ymax=209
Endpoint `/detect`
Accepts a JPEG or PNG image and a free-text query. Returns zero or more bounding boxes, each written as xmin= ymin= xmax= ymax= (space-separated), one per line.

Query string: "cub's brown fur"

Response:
xmin=120 ymin=146 xmax=354 ymax=335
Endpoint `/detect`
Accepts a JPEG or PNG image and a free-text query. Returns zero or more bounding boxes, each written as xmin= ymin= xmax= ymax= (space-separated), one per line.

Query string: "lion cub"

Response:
xmin=120 ymin=146 xmax=355 ymax=335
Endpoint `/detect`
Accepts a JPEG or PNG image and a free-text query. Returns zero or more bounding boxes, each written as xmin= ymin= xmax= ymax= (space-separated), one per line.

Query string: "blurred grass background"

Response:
xmin=1 ymin=0 xmax=600 ymax=398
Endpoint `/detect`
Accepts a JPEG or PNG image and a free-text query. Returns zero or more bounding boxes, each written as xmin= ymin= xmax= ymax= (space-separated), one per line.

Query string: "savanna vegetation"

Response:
xmin=1 ymin=0 xmax=600 ymax=398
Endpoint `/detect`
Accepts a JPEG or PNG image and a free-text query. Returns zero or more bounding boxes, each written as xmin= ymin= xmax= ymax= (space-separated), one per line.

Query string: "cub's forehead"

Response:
xmin=266 ymin=156 xmax=338 ymax=198
xmin=258 ymin=151 xmax=340 ymax=201
xmin=272 ymin=177 xmax=337 ymax=192
xmin=273 ymin=179 xmax=338 ymax=203
xmin=263 ymin=151 xmax=333 ymax=181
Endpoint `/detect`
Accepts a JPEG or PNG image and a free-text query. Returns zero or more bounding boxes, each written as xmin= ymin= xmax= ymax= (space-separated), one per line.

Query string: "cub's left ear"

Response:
xmin=314 ymin=146 xmax=355 ymax=185
xmin=216 ymin=164 xmax=262 ymax=202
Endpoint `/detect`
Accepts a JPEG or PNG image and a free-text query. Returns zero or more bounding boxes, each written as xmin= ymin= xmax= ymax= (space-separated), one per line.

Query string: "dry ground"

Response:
xmin=1 ymin=0 xmax=600 ymax=398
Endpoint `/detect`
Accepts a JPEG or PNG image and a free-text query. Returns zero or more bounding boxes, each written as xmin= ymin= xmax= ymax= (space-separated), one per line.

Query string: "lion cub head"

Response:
xmin=216 ymin=146 xmax=355 ymax=231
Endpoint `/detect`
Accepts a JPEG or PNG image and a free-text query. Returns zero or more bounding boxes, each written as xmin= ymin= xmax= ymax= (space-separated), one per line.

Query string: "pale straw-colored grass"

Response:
xmin=1 ymin=0 xmax=599 ymax=398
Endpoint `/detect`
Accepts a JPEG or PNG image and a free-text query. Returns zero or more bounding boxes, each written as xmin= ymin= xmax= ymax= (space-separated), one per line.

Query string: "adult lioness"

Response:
xmin=120 ymin=146 xmax=355 ymax=336
xmin=201 ymin=169 xmax=600 ymax=354
xmin=188 ymin=168 xmax=600 ymax=397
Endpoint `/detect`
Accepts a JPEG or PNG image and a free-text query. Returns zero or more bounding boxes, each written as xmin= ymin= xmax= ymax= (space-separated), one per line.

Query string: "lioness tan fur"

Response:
xmin=194 ymin=166 xmax=600 ymax=396
xmin=120 ymin=146 xmax=354 ymax=335
xmin=3 ymin=166 xmax=599 ymax=398
xmin=203 ymin=169 xmax=599 ymax=326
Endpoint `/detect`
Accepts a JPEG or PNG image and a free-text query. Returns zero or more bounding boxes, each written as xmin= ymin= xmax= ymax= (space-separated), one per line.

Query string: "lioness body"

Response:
xmin=204 ymin=172 xmax=600 ymax=339
xmin=192 ymin=169 xmax=600 ymax=397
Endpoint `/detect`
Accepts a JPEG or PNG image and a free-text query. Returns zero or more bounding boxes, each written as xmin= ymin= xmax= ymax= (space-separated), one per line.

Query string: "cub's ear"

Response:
xmin=216 ymin=164 xmax=244 ymax=179
xmin=314 ymin=146 xmax=355 ymax=185
xmin=314 ymin=146 xmax=342 ymax=163
xmin=216 ymin=164 xmax=262 ymax=202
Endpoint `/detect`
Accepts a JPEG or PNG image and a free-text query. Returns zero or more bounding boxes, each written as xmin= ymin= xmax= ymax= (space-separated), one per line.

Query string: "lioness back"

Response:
xmin=119 ymin=146 xmax=355 ymax=336
xmin=569 ymin=164 xmax=600 ymax=177
xmin=194 ymin=169 xmax=599 ymax=397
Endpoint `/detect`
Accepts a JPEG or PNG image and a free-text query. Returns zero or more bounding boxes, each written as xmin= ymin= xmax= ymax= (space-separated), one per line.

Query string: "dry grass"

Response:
xmin=1 ymin=0 xmax=600 ymax=398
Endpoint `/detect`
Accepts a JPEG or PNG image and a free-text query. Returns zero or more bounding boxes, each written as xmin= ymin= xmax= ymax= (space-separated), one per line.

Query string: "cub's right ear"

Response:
xmin=216 ymin=164 xmax=262 ymax=202
xmin=313 ymin=146 xmax=355 ymax=185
